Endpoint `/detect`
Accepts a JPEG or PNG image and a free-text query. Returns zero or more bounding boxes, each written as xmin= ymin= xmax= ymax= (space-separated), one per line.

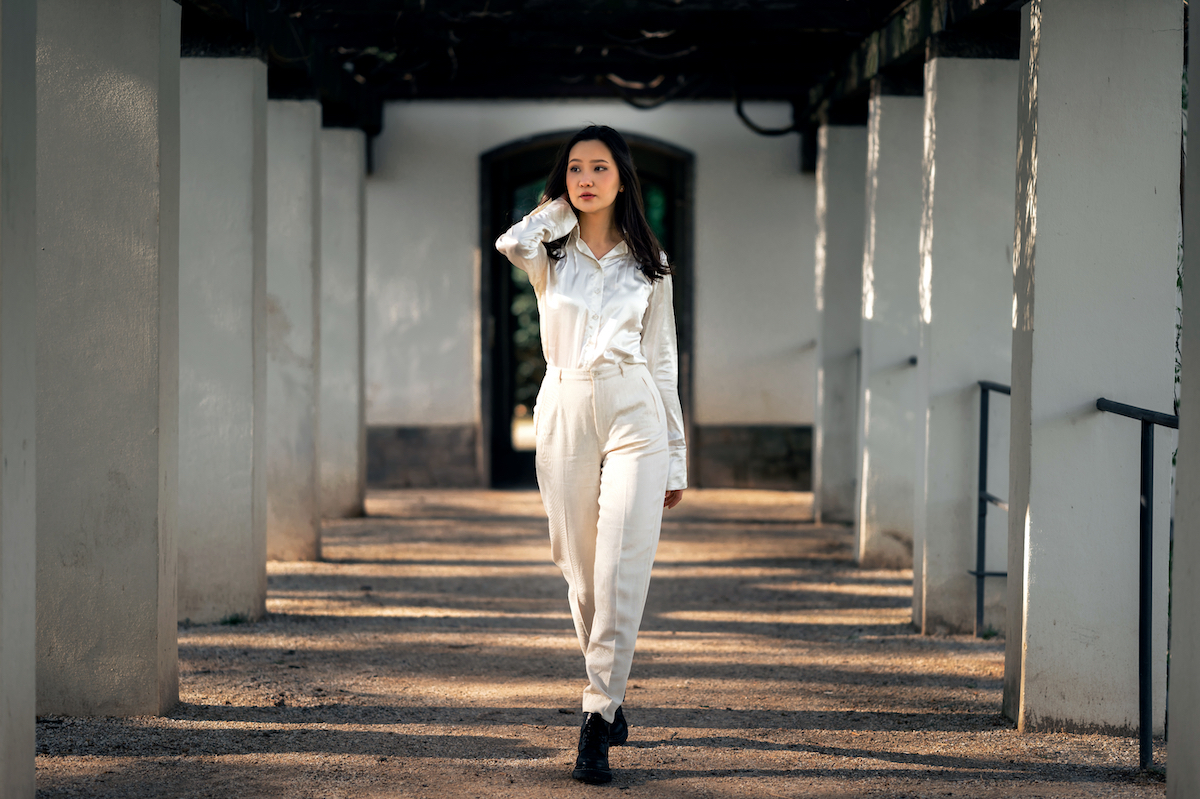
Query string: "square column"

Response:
xmin=1006 ymin=0 xmax=1180 ymax=735
xmin=856 ymin=85 xmax=923 ymax=570
xmin=178 ymin=58 xmax=267 ymax=623
xmin=36 ymin=0 xmax=181 ymax=715
xmin=1170 ymin=18 xmax=1200 ymax=793
xmin=914 ymin=54 xmax=1017 ymax=635
xmin=0 ymin=0 xmax=36 ymax=793
xmin=266 ymin=99 xmax=322 ymax=561
xmin=814 ymin=124 xmax=867 ymax=523
xmin=318 ymin=128 xmax=366 ymax=519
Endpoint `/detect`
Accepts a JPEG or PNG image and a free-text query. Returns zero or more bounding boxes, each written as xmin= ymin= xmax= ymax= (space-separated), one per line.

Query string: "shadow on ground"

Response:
xmin=37 ymin=489 xmax=1165 ymax=799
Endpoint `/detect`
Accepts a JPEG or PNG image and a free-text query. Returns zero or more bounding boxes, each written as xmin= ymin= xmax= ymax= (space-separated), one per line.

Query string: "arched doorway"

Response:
xmin=480 ymin=132 xmax=694 ymax=487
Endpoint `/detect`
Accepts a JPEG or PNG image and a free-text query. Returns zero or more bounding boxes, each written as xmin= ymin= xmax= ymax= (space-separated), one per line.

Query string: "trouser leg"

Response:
xmin=535 ymin=372 xmax=602 ymax=657
xmin=582 ymin=367 xmax=670 ymax=722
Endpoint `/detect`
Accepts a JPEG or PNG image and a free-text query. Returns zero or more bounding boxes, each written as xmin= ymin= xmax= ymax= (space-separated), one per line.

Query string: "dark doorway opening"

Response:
xmin=480 ymin=132 xmax=694 ymax=487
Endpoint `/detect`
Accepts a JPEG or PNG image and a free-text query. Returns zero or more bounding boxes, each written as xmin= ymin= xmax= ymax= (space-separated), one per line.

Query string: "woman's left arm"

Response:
xmin=642 ymin=275 xmax=688 ymax=497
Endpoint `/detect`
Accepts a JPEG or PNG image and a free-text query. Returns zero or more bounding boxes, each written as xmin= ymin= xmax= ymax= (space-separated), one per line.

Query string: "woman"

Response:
xmin=496 ymin=125 xmax=687 ymax=784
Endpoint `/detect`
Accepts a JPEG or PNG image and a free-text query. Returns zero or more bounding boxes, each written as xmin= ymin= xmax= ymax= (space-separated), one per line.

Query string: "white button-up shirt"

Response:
xmin=496 ymin=197 xmax=687 ymax=490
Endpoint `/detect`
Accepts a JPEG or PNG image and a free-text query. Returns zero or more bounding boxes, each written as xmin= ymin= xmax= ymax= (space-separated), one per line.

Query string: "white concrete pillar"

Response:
xmin=266 ymin=99 xmax=322 ymax=561
xmin=913 ymin=54 xmax=1016 ymax=636
xmin=1170 ymin=13 xmax=1200 ymax=793
xmin=814 ymin=124 xmax=868 ymax=524
xmin=35 ymin=0 xmax=181 ymax=715
xmin=855 ymin=86 xmax=923 ymax=571
xmin=0 ymin=1 xmax=37 ymax=793
xmin=318 ymin=128 xmax=366 ymax=519
xmin=1006 ymin=0 xmax=1180 ymax=735
xmin=178 ymin=58 xmax=267 ymax=624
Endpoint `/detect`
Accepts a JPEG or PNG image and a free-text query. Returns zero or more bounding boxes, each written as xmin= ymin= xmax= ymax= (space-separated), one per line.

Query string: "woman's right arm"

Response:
xmin=495 ymin=197 xmax=578 ymax=293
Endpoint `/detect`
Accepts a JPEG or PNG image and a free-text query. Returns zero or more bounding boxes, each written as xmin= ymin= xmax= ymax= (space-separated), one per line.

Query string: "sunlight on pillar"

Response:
xmin=1013 ymin=3 xmax=1039 ymax=336
xmin=862 ymin=387 xmax=871 ymax=438
xmin=1006 ymin=0 xmax=1040 ymax=724
xmin=814 ymin=127 xmax=828 ymax=314
xmin=858 ymin=445 xmax=871 ymax=551
xmin=1017 ymin=504 xmax=1033 ymax=732
xmin=919 ymin=62 xmax=937 ymax=327
xmin=862 ymin=99 xmax=882 ymax=321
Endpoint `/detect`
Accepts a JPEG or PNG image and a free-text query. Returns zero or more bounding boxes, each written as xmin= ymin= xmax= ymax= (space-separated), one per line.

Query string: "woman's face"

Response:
xmin=566 ymin=139 xmax=622 ymax=214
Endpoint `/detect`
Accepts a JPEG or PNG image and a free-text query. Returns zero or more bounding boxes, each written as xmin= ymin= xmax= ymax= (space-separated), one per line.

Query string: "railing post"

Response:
xmin=971 ymin=381 xmax=1010 ymax=637
xmin=1139 ymin=419 xmax=1153 ymax=771
xmin=1093 ymin=398 xmax=1176 ymax=770
xmin=976 ymin=386 xmax=990 ymax=636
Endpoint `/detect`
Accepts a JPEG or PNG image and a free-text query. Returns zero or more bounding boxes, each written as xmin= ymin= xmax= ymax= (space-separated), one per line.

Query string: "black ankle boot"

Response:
xmin=572 ymin=712 xmax=612 ymax=784
xmin=609 ymin=706 xmax=628 ymax=746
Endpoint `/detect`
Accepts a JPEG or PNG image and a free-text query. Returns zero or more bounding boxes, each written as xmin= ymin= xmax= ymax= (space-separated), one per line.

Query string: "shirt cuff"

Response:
xmin=666 ymin=447 xmax=687 ymax=491
xmin=535 ymin=197 xmax=578 ymax=240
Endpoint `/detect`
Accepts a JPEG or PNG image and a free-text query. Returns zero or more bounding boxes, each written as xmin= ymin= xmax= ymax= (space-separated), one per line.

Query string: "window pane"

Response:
xmin=643 ymin=181 xmax=667 ymax=245
xmin=510 ymin=178 xmax=547 ymax=452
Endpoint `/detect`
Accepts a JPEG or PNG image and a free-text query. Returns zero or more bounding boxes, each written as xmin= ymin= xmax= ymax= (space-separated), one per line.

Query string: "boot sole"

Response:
xmin=572 ymin=766 xmax=613 ymax=784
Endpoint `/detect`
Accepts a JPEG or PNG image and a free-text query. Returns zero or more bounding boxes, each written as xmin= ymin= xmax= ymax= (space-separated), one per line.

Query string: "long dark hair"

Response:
xmin=540 ymin=125 xmax=671 ymax=282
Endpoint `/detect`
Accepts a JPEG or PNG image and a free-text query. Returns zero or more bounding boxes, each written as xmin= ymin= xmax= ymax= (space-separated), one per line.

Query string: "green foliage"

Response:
xmin=357 ymin=46 xmax=397 ymax=64
xmin=509 ymin=178 xmax=549 ymax=413
xmin=644 ymin=182 xmax=667 ymax=243
xmin=512 ymin=178 xmax=546 ymax=220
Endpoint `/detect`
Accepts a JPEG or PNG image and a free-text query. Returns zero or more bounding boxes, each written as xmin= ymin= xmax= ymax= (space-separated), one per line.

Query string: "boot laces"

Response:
xmin=580 ymin=714 xmax=608 ymax=750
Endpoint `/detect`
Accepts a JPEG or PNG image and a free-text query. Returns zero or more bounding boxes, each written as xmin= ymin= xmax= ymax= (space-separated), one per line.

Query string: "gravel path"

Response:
xmin=36 ymin=489 xmax=1166 ymax=797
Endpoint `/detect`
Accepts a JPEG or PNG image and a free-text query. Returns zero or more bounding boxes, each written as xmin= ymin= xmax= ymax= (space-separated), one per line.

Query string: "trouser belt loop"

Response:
xmin=558 ymin=368 xmax=563 ymax=383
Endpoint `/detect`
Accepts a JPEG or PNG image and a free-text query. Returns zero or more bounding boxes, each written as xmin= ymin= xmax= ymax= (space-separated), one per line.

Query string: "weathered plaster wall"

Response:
xmin=1170 ymin=8 xmax=1200 ymax=791
xmin=318 ymin=128 xmax=367 ymax=518
xmin=856 ymin=92 xmax=922 ymax=568
xmin=266 ymin=99 xmax=322 ymax=561
xmin=814 ymin=124 xmax=867 ymax=523
xmin=913 ymin=56 xmax=1016 ymax=636
xmin=35 ymin=0 xmax=181 ymax=716
xmin=365 ymin=101 xmax=816 ymax=430
xmin=178 ymin=57 xmax=267 ymax=623
xmin=0 ymin=0 xmax=37 ymax=791
xmin=1007 ymin=0 xmax=1179 ymax=735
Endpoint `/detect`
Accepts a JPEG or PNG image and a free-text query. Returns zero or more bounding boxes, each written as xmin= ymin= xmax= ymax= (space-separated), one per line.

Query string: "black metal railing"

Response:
xmin=1095 ymin=397 xmax=1178 ymax=771
xmin=970 ymin=380 xmax=1010 ymax=637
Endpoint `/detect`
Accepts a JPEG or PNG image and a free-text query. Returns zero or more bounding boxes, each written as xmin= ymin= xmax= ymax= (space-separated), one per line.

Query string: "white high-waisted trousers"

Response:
xmin=534 ymin=361 xmax=670 ymax=723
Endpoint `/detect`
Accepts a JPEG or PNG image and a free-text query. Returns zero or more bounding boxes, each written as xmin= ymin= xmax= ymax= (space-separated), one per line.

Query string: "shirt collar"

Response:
xmin=571 ymin=232 xmax=629 ymax=264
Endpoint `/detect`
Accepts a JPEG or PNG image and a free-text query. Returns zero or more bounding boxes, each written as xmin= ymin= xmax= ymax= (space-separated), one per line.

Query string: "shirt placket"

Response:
xmin=585 ymin=256 xmax=603 ymax=357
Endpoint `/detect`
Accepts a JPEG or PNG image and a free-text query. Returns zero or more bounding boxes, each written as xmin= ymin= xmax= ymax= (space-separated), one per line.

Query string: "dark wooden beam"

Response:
xmin=281 ymin=0 xmax=897 ymax=33
xmin=188 ymin=1 xmax=1009 ymax=134
xmin=799 ymin=0 xmax=1019 ymax=126
xmin=181 ymin=2 xmax=262 ymax=59
xmin=183 ymin=0 xmax=386 ymax=134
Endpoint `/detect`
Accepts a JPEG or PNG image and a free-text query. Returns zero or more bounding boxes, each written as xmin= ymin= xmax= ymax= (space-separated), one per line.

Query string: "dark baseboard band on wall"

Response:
xmin=693 ymin=425 xmax=813 ymax=491
xmin=367 ymin=425 xmax=481 ymax=488
xmin=366 ymin=423 xmax=812 ymax=491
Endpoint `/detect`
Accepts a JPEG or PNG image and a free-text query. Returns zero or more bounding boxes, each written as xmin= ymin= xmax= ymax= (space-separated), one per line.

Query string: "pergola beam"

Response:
xmin=800 ymin=0 xmax=1018 ymax=125
xmin=179 ymin=0 xmax=1018 ymax=138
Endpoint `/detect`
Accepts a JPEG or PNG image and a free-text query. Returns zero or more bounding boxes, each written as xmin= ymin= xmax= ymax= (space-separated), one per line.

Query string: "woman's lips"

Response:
xmin=578 ymin=193 xmax=596 ymax=199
